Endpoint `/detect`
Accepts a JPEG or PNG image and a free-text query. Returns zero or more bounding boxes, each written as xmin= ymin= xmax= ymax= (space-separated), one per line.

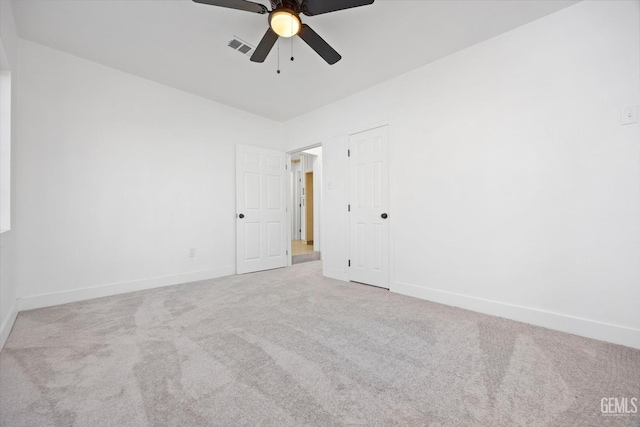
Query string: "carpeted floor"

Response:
xmin=1 ymin=261 xmax=639 ymax=426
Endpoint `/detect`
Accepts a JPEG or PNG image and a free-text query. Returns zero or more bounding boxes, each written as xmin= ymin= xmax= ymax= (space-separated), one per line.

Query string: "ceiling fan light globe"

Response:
xmin=269 ymin=10 xmax=301 ymax=38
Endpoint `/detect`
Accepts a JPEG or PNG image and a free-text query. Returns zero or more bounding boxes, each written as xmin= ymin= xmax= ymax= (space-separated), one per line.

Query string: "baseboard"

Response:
xmin=0 ymin=298 xmax=18 ymax=351
xmin=18 ymin=266 xmax=236 ymax=312
xmin=393 ymin=281 xmax=640 ymax=350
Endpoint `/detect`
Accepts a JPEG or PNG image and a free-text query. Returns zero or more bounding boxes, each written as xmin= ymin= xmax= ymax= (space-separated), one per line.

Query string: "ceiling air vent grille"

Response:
xmin=228 ymin=36 xmax=254 ymax=56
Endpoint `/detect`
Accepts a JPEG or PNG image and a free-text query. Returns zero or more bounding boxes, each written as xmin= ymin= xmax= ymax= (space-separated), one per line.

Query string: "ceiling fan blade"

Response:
xmin=250 ymin=28 xmax=279 ymax=62
xmin=298 ymin=24 xmax=341 ymax=65
xmin=192 ymin=0 xmax=268 ymax=14
xmin=301 ymin=0 xmax=373 ymax=16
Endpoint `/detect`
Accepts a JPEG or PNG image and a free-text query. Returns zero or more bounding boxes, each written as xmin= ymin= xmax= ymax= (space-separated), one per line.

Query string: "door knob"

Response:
xmin=381 ymin=213 xmax=388 ymax=219
xmin=238 ymin=214 xmax=245 ymax=219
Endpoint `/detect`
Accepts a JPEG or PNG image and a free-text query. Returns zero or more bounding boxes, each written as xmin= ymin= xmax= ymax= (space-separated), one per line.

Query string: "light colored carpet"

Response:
xmin=1 ymin=261 xmax=639 ymax=426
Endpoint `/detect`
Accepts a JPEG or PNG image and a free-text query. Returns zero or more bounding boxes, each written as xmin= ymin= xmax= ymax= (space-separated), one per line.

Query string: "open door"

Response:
xmin=236 ymin=144 xmax=287 ymax=274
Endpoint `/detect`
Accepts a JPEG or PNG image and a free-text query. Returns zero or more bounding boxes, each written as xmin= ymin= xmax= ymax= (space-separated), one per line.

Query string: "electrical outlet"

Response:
xmin=189 ymin=248 xmax=196 ymax=258
xmin=621 ymin=106 xmax=639 ymax=125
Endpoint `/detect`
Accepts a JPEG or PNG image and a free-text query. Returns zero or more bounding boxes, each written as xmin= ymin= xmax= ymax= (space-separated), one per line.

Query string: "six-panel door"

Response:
xmin=349 ymin=126 xmax=390 ymax=288
xmin=236 ymin=145 xmax=287 ymax=274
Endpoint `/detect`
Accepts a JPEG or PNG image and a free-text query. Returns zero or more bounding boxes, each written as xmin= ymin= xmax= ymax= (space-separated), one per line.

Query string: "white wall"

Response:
xmin=0 ymin=0 xmax=20 ymax=350
xmin=0 ymin=69 xmax=12 ymax=232
xmin=14 ymin=40 xmax=283 ymax=309
xmin=285 ymin=1 xmax=640 ymax=348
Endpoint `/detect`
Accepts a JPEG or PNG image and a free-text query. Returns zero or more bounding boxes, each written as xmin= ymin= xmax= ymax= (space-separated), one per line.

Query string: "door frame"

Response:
xmin=286 ymin=143 xmax=322 ymax=266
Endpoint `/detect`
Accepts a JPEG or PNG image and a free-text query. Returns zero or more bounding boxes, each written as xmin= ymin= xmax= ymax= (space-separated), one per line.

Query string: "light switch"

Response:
xmin=621 ymin=106 xmax=639 ymax=125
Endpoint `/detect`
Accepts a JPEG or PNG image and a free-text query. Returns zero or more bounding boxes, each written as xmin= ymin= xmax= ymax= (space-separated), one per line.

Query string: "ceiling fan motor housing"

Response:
xmin=272 ymin=0 xmax=301 ymax=12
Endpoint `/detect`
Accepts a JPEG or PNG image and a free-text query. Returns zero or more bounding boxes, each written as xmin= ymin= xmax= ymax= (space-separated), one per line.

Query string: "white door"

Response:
xmin=349 ymin=126 xmax=390 ymax=288
xmin=236 ymin=144 xmax=287 ymax=274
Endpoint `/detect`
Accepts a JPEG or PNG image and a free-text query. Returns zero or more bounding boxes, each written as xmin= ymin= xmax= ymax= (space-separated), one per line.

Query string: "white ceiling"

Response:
xmin=11 ymin=0 xmax=578 ymax=121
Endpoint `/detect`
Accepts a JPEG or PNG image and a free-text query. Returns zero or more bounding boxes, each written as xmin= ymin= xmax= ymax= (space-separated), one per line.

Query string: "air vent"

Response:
xmin=228 ymin=36 xmax=254 ymax=56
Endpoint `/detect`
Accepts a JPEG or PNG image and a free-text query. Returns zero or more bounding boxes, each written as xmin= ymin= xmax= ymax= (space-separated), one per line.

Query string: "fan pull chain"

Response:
xmin=290 ymin=14 xmax=295 ymax=61
xmin=277 ymin=39 xmax=281 ymax=74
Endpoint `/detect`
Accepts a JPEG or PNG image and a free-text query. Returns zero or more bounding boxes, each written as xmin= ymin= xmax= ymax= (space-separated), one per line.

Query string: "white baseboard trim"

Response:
xmin=18 ymin=266 xmax=236 ymax=312
xmin=392 ymin=281 xmax=640 ymax=350
xmin=0 ymin=298 xmax=18 ymax=351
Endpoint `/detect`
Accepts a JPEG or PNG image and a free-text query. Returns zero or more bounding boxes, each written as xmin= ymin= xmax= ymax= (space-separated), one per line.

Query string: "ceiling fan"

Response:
xmin=193 ymin=0 xmax=374 ymax=65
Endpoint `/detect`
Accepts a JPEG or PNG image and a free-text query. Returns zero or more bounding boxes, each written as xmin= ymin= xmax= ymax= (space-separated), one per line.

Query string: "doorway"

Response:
xmin=289 ymin=146 xmax=322 ymax=264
